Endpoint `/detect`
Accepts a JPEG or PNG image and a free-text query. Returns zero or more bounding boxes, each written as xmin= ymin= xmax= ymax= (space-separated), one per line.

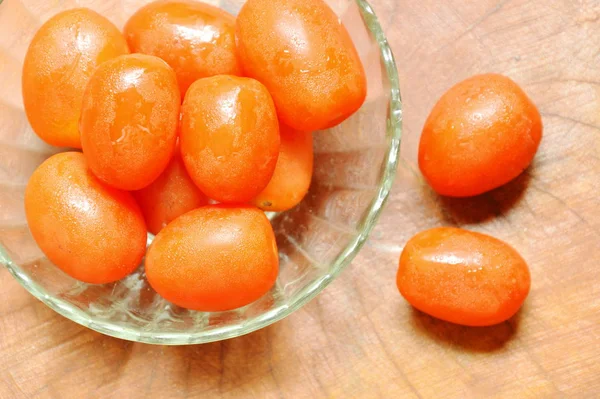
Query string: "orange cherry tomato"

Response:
xmin=25 ymin=152 xmax=147 ymax=284
xmin=22 ymin=8 xmax=129 ymax=148
xmin=124 ymin=0 xmax=241 ymax=97
xmin=80 ymin=54 xmax=180 ymax=191
xmin=252 ymin=126 xmax=313 ymax=212
xmin=419 ymin=73 xmax=543 ymax=197
xmin=180 ymin=75 xmax=280 ymax=203
xmin=133 ymin=149 xmax=208 ymax=235
xmin=397 ymin=227 xmax=531 ymax=326
xmin=145 ymin=205 xmax=279 ymax=311
xmin=236 ymin=0 xmax=367 ymax=131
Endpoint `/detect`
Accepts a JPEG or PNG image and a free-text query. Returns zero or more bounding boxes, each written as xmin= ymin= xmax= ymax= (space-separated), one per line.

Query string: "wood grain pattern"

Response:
xmin=1 ymin=0 xmax=599 ymax=397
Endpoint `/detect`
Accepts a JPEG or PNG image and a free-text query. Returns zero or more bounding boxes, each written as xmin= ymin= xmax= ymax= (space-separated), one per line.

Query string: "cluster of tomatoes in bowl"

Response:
xmin=22 ymin=0 xmax=367 ymax=312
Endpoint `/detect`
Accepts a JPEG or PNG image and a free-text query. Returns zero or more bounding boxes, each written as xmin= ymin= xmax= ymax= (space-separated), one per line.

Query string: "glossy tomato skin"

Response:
xmin=252 ymin=126 xmax=313 ymax=212
xmin=124 ymin=0 xmax=241 ymax=97
xmin=397 ymin=227 xmax=531 ymax=326
xmin=133 ymin=149 xmax=208 ymax=235
xmin=236 ymin=0 xmax=367 ymax=131
xmin=80 ymin=54 xmax=180 ymax=191
xmin=180 ymin=75 xmax=280 ymax=203
xmin=419 ymin=73 xmax=542 ymax=197
xmin=145 ymin=205 xmax=279 ymax=311
xmin=22 ymin=8 xmax=129 ymax=148
xmin=25 ymin=152 xmax=147 ymax=284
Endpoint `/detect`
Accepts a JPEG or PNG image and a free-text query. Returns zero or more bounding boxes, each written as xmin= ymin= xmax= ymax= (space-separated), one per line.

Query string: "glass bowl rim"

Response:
xmin=0 ymin=0 xmax=403 ymax=345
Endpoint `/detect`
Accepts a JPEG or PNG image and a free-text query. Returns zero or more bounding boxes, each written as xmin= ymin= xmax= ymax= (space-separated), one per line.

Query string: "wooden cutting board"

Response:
xmin=1 ymin=0 xmax=599 ymax=397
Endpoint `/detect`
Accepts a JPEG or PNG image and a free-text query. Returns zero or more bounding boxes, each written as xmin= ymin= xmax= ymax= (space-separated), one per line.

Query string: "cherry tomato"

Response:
xmin=397 ymin=227 xmax=531 ymax=326
xmin=22 ymin=8 xmax=129 ymax=148
xmin=124 ymin=0 xmax=241 ymax=97
xmin=252 ymin=126 xmax=313 ymax=212
xmin=145 ymin=205 xmax=279 ymax=311
xmin=180 ymin=75 xmax=280 ymax=203
xmin=134 ymin=148 xmax=208 ymax=235
xmin=80 ymin=54 xmax=180 ymax=191
xmin=419 ymin=73 xmax=543 ymax=197
xmin=236 ymin=0 xmax=367 ymax=131
xmin=25 ymin=152 xmax=147 ymax=284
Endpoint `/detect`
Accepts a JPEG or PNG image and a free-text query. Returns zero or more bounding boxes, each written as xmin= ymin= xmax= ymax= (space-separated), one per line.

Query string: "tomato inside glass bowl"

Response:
xmin=0 ymin=0 xmax=401 ymax=344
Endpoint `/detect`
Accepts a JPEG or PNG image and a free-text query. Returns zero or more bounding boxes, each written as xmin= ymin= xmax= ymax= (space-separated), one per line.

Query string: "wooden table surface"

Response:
xmin=2 ymin=0 xmax=600 ymax=397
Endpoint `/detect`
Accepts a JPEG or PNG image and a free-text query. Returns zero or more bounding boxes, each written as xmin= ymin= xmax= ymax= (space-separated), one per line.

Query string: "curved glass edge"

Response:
xmin=0 ymin=0 xmax=403 ymax=345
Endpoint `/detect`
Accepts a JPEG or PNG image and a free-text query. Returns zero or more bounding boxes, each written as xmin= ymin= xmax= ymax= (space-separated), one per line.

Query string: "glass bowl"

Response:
xmin=0 ymin=0 xmax=401 ymax=344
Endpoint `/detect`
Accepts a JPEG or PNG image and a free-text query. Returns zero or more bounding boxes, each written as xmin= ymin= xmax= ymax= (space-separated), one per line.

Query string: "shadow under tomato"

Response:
xmin=41 ymin=310 xmax=285 ymax=393
xmin=171 ymin=323 xmax=282 ymax=389
xmin=409 ymin=306 xmax=522 ymax=353
xmin=426 ymin=166 xmax=534 ymax=226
